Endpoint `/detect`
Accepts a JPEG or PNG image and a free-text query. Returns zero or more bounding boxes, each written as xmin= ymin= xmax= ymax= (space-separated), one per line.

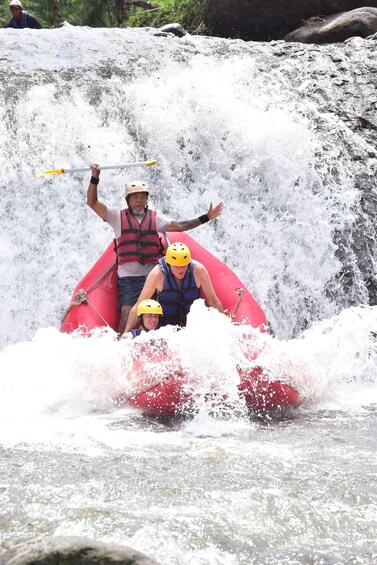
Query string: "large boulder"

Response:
xmin=201 ymin=0 xmax=377 ymax=41
xmin=284 ymin=7 xmax=377 ymax=43
xmin=0 ymin=536 xmax=159 ymax=565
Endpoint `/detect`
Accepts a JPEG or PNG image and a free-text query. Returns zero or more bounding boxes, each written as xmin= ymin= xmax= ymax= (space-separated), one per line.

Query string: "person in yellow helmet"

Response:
xmin=6 ymin=1 xmax=42 ymax=29
xmin=124 ymin=242 xmax=224 ymax=334
xmin=87 ymin=164 xmax=223 ymax=334
xmin=120 ymin=299 xmax=163 ymax=340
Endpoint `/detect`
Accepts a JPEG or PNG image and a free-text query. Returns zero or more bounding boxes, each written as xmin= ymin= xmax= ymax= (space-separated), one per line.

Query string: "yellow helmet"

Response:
xmin=137 ymin=299 xmax=163 ymax=317
xmin=124 ymin=180 xmax=149 ymax=198
xmin=166 ymin=242 xmax=191 ymax=266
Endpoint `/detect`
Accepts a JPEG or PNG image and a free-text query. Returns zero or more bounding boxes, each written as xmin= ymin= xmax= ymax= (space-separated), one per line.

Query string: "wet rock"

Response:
xmin=0 ymin=536 xmax=159 ymax=565
xmin=285 ymin=7 xmax=377 ymax=44
xmin=159 ymin=23 xmax=187 ymax=37
xmin=201 ymin=0 xmax=377 ymax=41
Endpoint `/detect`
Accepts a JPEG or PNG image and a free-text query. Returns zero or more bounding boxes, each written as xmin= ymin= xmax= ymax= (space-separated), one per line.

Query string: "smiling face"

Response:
xmin=142 ymin=313 xmax=160 ymax=331
xmin=127 ymin=191 xmax=148 ymax=214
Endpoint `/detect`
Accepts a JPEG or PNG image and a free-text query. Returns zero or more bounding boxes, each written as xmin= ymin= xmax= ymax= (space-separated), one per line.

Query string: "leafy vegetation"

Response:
xmin=126 ymin=0 xmax=202 ymax=31
xmin=1 ymin=0 xmax=203 ymax=31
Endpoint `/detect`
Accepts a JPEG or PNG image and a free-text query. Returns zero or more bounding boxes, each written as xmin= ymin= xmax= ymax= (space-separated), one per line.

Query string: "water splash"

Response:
xmin=2 ymin=27 xmax=377 ymax=350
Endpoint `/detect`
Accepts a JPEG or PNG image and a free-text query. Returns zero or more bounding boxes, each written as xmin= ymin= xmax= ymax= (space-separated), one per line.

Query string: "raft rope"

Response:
xmin=62 ymin=235 xmax=170 ymax=327
xmin=230 ymin=288 xmax=244 ymax=321
xmin=61 ymin=261 xmax=116 ymax=326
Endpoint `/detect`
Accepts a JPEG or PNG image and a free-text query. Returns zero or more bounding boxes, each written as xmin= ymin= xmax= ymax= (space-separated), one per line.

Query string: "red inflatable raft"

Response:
xmin=61 ymin=232 xmax=300 ymax=416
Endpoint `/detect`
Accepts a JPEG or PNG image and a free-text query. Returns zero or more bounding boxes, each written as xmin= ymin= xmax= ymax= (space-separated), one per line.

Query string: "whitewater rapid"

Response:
xmin=1 ymin=24 xmax=377 ymax=348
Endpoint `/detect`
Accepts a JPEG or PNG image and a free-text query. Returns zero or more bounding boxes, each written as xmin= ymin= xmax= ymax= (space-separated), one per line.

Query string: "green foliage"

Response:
xmin=1 ymin=0 xmax=203 ymax=30
xmin=0 ymin=1 xmax=6 ymax=24
xmin=31 ymin=1 xmax=63 ymax=28
xmin=32 ymin=0 xmax=116 ymax=27
xmin=126 ymin=0 xmax=202 ymax=31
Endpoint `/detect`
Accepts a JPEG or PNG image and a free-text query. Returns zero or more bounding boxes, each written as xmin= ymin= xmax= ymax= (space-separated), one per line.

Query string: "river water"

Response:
xmin=0 ymin=24 xmax=376 ymax=564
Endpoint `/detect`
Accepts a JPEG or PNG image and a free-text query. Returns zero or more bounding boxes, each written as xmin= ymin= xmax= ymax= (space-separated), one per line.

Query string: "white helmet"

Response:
xmin=124 ymin=180 xmax=149 ymax=199
xmin=10 ymin=0 xmax=23 ymax=8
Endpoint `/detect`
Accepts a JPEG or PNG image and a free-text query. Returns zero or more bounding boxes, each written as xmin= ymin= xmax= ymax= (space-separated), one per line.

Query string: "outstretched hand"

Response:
xmin=207 ymin=201 xmax=224 ymax=221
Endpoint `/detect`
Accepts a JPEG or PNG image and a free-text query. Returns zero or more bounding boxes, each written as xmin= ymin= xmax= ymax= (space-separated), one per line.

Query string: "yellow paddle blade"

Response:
xmin=36 ymin=159 xmax=156 ymax=177
xmin=35 ymin=168 xmax=64 ymax=176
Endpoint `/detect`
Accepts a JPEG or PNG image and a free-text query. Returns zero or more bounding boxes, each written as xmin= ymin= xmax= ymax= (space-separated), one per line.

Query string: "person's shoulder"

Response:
xmin=27 ymin=12 xmax=42 ymax=28
xmin=146 ymin=262 xmax=163 ymax=283
xmin=192 ymin=260 xmax=209 ymax=276
xmin=155 ymin=210 xmax=172 ymax=227
xmin=151 ymin=262 xmax=163 ymax=274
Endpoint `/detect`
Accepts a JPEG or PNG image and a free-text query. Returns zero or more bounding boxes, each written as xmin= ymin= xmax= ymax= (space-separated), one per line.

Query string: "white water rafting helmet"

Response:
xmin=137 ymin=299 xmax=163 ymax=317
xmin=166 ymin=242 xmax=191 ymax=267
xmin=10 ymin=0 xmax=22 ymax=7
xmin=124 ymin=180 xmax=149 ymax=199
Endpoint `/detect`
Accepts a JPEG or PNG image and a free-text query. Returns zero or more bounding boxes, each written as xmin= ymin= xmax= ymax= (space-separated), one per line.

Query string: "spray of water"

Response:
xmin=0 ymin=25 xmax=376 ymax=422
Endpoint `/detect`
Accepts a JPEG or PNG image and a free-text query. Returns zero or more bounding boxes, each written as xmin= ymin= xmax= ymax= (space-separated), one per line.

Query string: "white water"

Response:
xmin=1 ymin=24 xmax=377 ymax=564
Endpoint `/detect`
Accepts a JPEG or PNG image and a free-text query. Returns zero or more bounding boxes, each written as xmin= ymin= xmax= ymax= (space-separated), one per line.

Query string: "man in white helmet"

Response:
xmin=6 ymin=1 xmax=42 ymax=29
xmin=88 ymin=163 xmax=223 ymax=334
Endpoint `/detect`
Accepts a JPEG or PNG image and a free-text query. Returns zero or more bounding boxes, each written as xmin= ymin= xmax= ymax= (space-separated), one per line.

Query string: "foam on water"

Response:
xmin=0 ymin=300 xmax=376 ymax=452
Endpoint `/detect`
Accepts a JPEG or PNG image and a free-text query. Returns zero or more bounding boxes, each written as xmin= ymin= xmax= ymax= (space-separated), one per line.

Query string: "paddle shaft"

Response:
xmin=63 ymin=161 xmax=156 ymax=173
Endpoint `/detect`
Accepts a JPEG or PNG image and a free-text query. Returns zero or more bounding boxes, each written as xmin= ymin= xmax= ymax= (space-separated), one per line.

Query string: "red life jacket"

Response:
xmin=116 ymin=209 xmax=164 ymax=265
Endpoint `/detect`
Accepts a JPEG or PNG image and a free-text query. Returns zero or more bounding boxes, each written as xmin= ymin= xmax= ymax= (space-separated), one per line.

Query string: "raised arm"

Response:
xmin=166 ymin=201 xmax=223 ymax=232
xmin=87 ymin=163 xmax=107 ymax=221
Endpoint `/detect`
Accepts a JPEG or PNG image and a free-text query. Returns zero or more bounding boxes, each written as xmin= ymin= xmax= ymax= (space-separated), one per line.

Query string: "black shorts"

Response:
xmin=117 ymin=275 xmax=147 ymax=310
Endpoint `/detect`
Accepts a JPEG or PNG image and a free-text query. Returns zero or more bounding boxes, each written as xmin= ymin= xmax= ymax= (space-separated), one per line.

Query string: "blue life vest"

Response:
xmin=157 ymin=258 xmax=200 ymax=326
xmin=130 ymin=328 xmax=142 ymax=339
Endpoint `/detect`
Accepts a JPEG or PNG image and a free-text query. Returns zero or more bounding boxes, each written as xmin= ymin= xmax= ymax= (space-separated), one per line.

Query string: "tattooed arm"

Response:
xmin=165 ymin=201 xmax=223 ymax=232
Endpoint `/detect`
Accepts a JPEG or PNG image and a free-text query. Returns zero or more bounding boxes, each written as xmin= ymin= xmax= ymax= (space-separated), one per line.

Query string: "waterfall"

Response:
xmin=1 ymin=24 xmax=376 ymax=349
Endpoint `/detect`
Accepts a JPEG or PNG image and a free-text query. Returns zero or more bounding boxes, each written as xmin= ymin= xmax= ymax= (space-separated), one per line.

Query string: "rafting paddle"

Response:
xmin=36 ymin=159 xmax=157 ymax=176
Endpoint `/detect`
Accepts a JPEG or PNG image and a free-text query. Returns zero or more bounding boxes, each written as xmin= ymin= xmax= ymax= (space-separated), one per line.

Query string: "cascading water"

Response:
xmin=0 ymin=24 xmax=376 ymax=565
